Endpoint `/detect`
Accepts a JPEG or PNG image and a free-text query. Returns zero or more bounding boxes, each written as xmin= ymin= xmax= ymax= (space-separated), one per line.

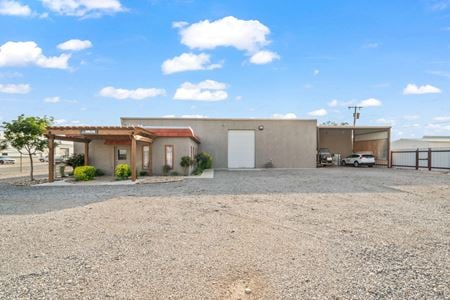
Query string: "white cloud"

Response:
xmin=53 ymin=119 xmax=81 ymax=125
xmin=235 ymin=95 xmax=242 ymax=100
xmin=403 ymin=83 xmax=441 ymax=95
xmin=176 ymin=16 xmax=271 ymax=53
xmin=99 ymin=86 xmax=166 ymax=100
xmin=0 ymin=71 xmax=22 ymax=78
xmin=44 ymin=96 xmax=60 ymax=103
xmin=313 ymin=69 xmax=320 ymax=76
xmin=430 ymin=0 xmax=450 ymax=11
xmin=161 ymin=52 xmax=222 ymax=74
xmin=249 ymin=50 xmax=280 ymax=64
xmin=308 ymin=109 xmax=328 ymax=117
xmin=181 ymin=114 xmax=208 ymax=118
xmin=42 ymin=0 xmax=124 ymax=17
xmin=358 ymin=98 xmax=382 ymax=107
xmin=328 ymin=99 xmax=339 ymax=107
xmin=328 ymin=99 xmax=353 ymax=107
xmin=173 ymin=80 xmax=228 ymax=101
xmin=44 ymin=96 xmax=78 ymax=104
xmin=57 ymin=39 xmax=92 ymax=51
xmin=0 ymin=0 xmax=31 ymax=16
xmin=376 ymin=118 xmax=395 ymax=125
xmin=0 ymin=41 xmax=71 ymax=69
xmin=433 ymin=116 xmax=450 ymax=121
xmin=272 ymin=113 xmax=297 ymax=119
xmin=427 ymin=70 xmax=450 ymax=78
xmin=172 ymin=21 xmax=188 ymax=28
xmin=425 ymin=123 xmax=450 ymax=131
xmin=363 ymin=42 xmax=380 ymax=49
xmin=0 ymin=83 xmax=30 ymax=94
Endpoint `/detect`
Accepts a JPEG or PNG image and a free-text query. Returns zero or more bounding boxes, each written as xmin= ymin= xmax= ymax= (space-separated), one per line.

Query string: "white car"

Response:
xmin=0 ymin=156 xmax=15 ymax=165
xmin=342 ymin=153 xmax=375 ymax=167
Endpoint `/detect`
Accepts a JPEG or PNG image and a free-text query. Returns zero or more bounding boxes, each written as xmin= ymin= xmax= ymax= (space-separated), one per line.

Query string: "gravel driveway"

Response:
xmin=0 ymin=168 xmax=449 ymax=299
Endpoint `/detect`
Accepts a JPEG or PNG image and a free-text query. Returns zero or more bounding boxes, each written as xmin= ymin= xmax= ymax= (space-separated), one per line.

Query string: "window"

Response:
xmin=165 ymin=145 xmax=174 ymax=168
xmin=142 ymin=145 xmax=150 ymax=169
xmin=118 ymin=149 xmax=127 ymax=160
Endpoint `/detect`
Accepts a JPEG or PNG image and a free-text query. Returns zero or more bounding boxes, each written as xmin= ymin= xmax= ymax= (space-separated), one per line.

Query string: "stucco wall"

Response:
xmin=121 ymin=118 xmax=318 ymax=168
xmin=318 ymin=128 xmax=353 ymax=158
xmin=74 ymin=138 xmax=197 ymax=176
xmin=152 ymin=137 xmax=198 ymax=175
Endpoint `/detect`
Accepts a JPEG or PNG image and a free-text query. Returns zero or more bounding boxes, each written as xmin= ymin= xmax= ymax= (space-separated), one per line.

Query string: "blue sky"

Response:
xmin=0 ymin=0 xmax=450 ymax=139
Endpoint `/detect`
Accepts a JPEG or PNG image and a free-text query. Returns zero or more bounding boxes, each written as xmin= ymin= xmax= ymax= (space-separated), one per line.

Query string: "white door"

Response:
xmin=228 ymin=130 xmax=255 ymax=168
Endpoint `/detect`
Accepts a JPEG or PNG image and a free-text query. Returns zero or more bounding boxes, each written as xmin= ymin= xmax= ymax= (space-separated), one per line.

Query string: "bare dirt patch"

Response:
xmin=0 ymin=169 xmax=449 ymax=299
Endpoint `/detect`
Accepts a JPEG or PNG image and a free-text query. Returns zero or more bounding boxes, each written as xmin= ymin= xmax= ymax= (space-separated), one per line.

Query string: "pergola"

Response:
xmin=45 ymin=126 xmax=156 ymax=182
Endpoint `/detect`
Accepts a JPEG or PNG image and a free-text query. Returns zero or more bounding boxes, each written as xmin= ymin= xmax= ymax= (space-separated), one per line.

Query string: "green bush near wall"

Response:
xmin=195 ymin=152 xmax=213 ymax=170
xmin=191 ymin=152 xmax=213 ymax=175
xmin=115 ymin=164 xmax=131 ymax=180
xmin=74 ymin=166 xmax=96 ymax=181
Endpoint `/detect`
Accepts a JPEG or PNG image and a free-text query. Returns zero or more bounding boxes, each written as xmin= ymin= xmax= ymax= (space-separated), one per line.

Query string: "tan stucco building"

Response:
xmin=121 ymin=118 xmax=318 ymax=169
xmin=46 ymin=118 xmax=391 ymax=181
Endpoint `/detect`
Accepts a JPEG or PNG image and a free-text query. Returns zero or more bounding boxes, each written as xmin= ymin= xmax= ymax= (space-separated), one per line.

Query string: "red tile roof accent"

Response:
xmin=150 ymin=128 xmax=200 ymax=144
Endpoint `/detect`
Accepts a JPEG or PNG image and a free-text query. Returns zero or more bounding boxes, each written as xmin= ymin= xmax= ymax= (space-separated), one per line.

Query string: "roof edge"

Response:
xmin=121 ymin=117 xmax=317 ymax=122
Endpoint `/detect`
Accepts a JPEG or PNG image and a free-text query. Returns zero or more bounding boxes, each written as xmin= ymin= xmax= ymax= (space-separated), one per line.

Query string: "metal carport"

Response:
xmin=317 ymin=126 xmax=391 ymax=166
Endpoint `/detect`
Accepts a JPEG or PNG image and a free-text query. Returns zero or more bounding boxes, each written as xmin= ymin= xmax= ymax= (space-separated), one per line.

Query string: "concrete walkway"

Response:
xmin=35 ymin=169 xmax=214 ymax=186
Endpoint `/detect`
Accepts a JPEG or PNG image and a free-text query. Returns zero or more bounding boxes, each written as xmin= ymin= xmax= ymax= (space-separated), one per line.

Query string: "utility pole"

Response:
xmin=348 ymin=106 xmax=363 ymax=126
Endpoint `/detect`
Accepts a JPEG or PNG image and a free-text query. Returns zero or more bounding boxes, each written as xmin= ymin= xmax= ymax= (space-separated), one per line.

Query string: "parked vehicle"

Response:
xmin=341 ymin=153 xmax=375 ymax=167
xmin=318 ymin=148 xmax=333 ymax=166
xmin=39 ymin=156 xmax=66 ymax=163
xmin=0 ymin=156 xmax=15 ymax=165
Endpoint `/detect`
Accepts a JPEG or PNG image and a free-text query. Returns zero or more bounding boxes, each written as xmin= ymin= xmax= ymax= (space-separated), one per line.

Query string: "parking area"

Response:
xmin=0 ymin=161 xmax=48 ymax=180
xmin=0 ymin=168 xmax=449 ymax=299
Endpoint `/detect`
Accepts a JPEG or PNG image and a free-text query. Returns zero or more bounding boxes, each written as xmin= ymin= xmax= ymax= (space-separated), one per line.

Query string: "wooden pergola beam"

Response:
xmin=133 ymin=135 xmax=153 ymax=143
xmin=50 ymin=135 xmax=91 ymax=143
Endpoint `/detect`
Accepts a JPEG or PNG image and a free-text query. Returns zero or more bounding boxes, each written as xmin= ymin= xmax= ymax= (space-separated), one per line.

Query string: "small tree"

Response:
xmin=66 ymin=153 xmax=85 ymax=170
xmin=2 ymin=115 xmax=52 ymax=180
xmin=180 ymin=156 xmax=194 ymax=175
xmin=0 ymin=140 xmax=7 ymax=151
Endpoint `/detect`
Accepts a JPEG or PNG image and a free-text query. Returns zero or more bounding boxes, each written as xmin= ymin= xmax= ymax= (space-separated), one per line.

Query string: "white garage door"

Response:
xmin=228 ymin=130 xmax=255 ymax=168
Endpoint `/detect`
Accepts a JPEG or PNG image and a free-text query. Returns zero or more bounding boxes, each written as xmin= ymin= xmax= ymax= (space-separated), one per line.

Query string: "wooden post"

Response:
xmin=428 ymin=148 xmax=432 ymax=171
xmin=48 ymin=136 xmax=55 ymax=182
xmin=84 ymin=142 xmax=89 ymax=166
xmin=389 ymin=151 xmax=393 ymax=168
xmin=387 ymin=128 xmax=391 ymax=168
xmin=415 ymin=148 xmax=419 ymax=170
xmin=131 ymin=136 xmax=137 ymax=182
xmin=148 ymin=142 xmax=153 ymax=176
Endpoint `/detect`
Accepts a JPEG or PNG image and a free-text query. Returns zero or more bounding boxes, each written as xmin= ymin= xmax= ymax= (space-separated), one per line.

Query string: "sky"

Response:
xmin=0 ymin=0 xmax=450 ymax=140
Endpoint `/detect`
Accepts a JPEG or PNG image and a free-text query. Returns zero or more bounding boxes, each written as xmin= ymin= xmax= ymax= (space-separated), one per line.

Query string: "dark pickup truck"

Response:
xmin=318 ymin=148 xmax=333 ymax=167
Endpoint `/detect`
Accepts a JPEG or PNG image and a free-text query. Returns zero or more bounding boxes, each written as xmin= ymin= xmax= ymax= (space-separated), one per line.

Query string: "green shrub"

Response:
xmin=115 ymin=164 xmax=131 ymax=179
xmin=169 ymin=171 xmax=180 ymax=176
xmin=162 ymin=164 xmax=171 ymax=176
xmin=180 ymin=156 xmax=194 ymax=175
xmin=66 ymin=154 xmax=85 ymax=169
xmin=74 ymin=166 xmax=96 ymax=181
xmin=191 ymin=167 xmax=203 ymax=176
xmin=95 ymin=169 xmax=105 ymax=176
xmin=195 ymin=152 xmax=213 ymax=170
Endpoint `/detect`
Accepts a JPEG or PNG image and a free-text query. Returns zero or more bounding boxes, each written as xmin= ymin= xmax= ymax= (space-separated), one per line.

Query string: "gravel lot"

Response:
xmin=0 ymin=168 xmax=449 ymax=299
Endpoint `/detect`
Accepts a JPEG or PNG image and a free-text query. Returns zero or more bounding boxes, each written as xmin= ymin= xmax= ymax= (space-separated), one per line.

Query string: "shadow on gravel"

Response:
xmin=0 ymin=168 xmax=447 ymax=215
